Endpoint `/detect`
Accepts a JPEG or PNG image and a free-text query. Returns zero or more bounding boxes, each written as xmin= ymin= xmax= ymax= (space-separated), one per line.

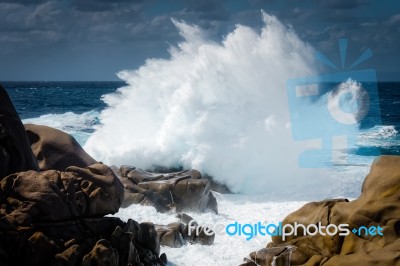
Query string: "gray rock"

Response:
xmin=120 ymin=167 xmax=218 ymax=214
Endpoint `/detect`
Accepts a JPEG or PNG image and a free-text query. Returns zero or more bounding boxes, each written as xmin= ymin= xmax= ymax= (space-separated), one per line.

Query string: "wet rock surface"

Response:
xmin=244 ymin=155 xmax=400 ymax=266
xmin=155 ymin=213 xmax=215 ymax=248
xmin=119 ymin=166 xmax=218 ymax=214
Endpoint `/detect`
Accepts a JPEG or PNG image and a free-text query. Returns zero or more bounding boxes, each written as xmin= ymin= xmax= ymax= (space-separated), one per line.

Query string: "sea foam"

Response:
xmin=85 ymin=12 xmax=341 ymax=195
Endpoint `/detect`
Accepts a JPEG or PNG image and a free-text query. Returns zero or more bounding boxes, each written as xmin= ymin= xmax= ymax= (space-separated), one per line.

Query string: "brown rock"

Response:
xmin=66 ymin=164 xmax=124 ymax=216
xmin=0 ymin=85 xmax=39 ymax=179
xmin=156 ymin=223 xmax=186 ymax=248
xmin=137 ymin=222 xmax=160 ymax=257
xmin=53 ymin=244 xmax=80 ymax=265
xmin=25 ymin=124 xmax=97 ymax=171
xmin=0 ymin=178 xmax=164 ymax=265
xmin=0 ymin=163 xmax=124 ymax=227
xmin=156 ymin=213 xmax=215 ymax=248
xmin=110 ymin=225 xmax=140 ymax=265
xmin=203 ymin=173 xmax=233 ymax=194
xmin=0 ymin=84 xmax=164 ymax=266
xmin=28 ymin=231 xmax=59 ymax=266
xmin=120 ymin=167 xmax=218 ymax=214
xmin=246 ymin=155 xmax=400 ymax=266
xmin=82 ymin=239 xmax=119 ymax=266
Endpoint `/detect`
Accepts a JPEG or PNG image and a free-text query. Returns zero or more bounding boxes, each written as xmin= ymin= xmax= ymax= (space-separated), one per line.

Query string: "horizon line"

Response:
xmin=1 ymin=80 xmax=126 ymax=83
xmin=2 ymin=80 xmax=400 ymax=83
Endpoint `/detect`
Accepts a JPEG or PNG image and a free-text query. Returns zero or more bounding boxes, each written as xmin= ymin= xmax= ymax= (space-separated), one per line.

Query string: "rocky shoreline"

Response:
xmin=1 ymin=83 xmax=400 ymax=265
xmin=241 ymin=155 xmax=400 ymax=266
xmin=0 ymin=84 xmax=219 ymax=265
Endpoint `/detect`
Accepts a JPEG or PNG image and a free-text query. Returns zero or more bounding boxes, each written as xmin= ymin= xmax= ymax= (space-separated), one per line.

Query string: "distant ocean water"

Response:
xmin=3 ymin=81 xmax=124 ymax=145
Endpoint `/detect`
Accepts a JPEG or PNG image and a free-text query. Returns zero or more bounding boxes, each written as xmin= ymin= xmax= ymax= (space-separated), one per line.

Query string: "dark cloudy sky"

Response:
xmin=1 ymin=0 xmax=399 ymax=81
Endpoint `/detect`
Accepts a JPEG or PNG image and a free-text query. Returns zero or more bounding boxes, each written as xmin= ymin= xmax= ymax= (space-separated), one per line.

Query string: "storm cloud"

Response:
xmin=0 ymin=0 xmax=399 ymax=80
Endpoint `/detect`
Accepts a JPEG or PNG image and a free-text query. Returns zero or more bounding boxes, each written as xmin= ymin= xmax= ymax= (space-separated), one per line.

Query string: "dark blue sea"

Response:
xmin=3 ymin=81 xmax=125 ymax=144
xmin=3 ymin=81 xmax=123 ymax=119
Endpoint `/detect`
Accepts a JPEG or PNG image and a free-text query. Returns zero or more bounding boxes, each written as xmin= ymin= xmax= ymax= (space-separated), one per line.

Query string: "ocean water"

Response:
xmin=3 ymin=13 xmax=400 ymax=266
xmin=4 ymin=80 xmax=399 ymax=198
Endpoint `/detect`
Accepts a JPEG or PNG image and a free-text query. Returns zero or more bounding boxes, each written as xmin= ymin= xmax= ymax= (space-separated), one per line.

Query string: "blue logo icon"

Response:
xmin=287 ymin=39 xmax=381 ymax=168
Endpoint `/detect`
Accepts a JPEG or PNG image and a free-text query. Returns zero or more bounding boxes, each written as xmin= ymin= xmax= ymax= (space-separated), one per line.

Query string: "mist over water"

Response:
xmin=85 ymin=12 xmax=332 ymax=195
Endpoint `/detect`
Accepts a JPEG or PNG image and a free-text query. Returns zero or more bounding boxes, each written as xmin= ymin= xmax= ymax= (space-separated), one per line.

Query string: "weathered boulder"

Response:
xmin=24 ymin=124 xmax=97 ymax=171
xmin=242 ymin=246 xmax=296 ymax=266
xmin=0 ymin=85 xmax=39 ymax=179
xmin=0 ymin=163 xmax=124 ymax=227
xmin=156 ymin=213 xmax=215 ymax=248
xmin=244 ymin=155 xmax=400 ymax=266
xmin=119 ymin=167 xmax=218 ymax=214
xmin=0 ymin=164 xmax=166 ymax=266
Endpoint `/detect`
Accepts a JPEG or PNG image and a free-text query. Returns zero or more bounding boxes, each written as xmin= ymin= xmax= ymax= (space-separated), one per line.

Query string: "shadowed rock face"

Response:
xmin=119 ymin=167 xmax=218 ymax=214
xmin=0 ymin=217 xmax=165 ymax=266
xmin=0 ymin=85 xmax=39 ymax=179
xmin=244 ymin=155 xmax=400 ymax=266
xmin=24 ymin=124 xmax=97 ymax=172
